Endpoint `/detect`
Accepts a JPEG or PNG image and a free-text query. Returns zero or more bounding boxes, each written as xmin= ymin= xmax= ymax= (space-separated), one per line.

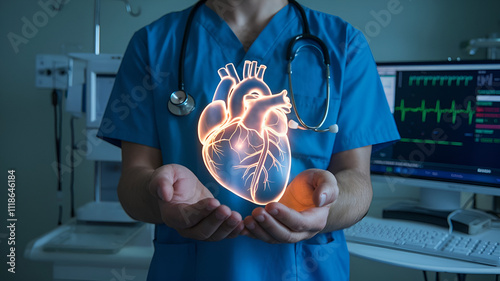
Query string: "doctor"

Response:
xmin=98 ymin=0 xmax=399 ymax=280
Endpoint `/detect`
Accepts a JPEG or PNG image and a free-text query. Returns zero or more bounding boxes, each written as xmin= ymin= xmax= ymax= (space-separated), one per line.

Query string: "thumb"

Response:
xmin=312 ymin=170 xmax=338 ymax=207
xmin=148 ymin=167 xmax=175 ymax=202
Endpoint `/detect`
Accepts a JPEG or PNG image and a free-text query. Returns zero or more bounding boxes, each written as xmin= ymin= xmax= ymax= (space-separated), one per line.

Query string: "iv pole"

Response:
xmin=94 ymin=0 xmax=141 ymax=55
xmin=461 ymin=35 xmax=500 ymax=60
xmin=94 ymin=0 xmax=100 ymax=55
xmin=91 ymin=0 xmax=140 ymax=203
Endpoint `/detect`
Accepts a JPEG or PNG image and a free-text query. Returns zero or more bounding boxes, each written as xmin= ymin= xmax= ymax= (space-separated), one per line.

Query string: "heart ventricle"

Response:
xmin=199 ymin=61 xmax=292 ymax=205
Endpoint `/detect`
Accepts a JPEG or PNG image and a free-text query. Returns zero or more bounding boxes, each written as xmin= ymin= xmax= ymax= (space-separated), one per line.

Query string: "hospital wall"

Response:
xmin=0 ymin=0 xmax=498 ymax=280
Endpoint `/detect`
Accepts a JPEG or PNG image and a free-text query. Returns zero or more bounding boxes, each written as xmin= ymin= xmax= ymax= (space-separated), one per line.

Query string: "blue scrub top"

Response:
xmin=98 ymin=3 xmax=399 ymax=281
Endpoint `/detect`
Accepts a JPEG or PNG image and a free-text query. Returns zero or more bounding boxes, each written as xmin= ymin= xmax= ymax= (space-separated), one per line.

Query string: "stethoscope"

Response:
xmin=168 ymin=0 xmax=338 ymax=133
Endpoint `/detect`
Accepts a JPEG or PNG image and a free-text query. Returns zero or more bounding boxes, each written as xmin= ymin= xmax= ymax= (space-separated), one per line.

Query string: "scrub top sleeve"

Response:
xmin=333 ymin=28 xmax=400 ymax=154
xmin=97 ymin=29 xmax=161 ymax=149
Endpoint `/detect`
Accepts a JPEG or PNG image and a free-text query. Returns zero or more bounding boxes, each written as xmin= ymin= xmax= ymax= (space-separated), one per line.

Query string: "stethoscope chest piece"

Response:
xmin=168 ymin=90 xmax=196 ymax=116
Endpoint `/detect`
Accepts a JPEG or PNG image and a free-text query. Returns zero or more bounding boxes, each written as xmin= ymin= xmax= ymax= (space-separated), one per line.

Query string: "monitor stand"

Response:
xmin=494 ymin=196 xmax=500 ymax=213
xmin=382 ymin=189 xmax=463 ymax=231
xmin=418 ymin=188 xmax=461 ymax=211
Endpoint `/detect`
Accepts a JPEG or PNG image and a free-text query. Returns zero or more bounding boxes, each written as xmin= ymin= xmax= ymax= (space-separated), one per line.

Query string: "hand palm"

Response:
xmin=149 ymin=164 xmax=244 ymax=241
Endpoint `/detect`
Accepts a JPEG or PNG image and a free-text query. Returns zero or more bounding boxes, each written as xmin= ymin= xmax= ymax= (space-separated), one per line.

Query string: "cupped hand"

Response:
xmin=149 ymin=164 xmax=244 ymax=241
xmin=242 ymin=169 xmax=338 ymax=243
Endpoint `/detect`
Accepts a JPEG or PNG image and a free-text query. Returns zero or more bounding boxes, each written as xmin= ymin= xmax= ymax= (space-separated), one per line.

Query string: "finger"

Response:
xmin=208 ymin=211 xmax=243 ymax=241
xmin=227 ymin=221 xmax=245 ymax=239
xmin=162 ymin=198 xmax=219 ymax=228
xmin=251 ymin=208 xmax=300 ymax=243
xmin=243 ymin=213 xmax=279 ymax=244
xmin=241 ymin=229 xmax=256 ymax=240
xmin=186 ymin=205 xmax=232 ymax=240
xmin=265 ymin=202 xmax=328 ymax=233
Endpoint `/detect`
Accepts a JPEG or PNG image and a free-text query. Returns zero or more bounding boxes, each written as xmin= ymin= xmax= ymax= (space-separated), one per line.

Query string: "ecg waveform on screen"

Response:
xmin=399 ymin=138 xmax=463 ymax=146
xmin=408 ymin=75 xmax=474 ymax=87
xmin=395 ymin=99 xmax=475 ymax=124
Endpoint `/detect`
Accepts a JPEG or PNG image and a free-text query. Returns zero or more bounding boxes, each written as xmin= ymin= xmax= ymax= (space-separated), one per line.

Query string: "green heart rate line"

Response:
xmin=395 ymin=99 xmax=475 ymax=124
xmin=408 ymin=75 xmax=473 ymax=87
xmin=400 ymin=138 xmax=463 ymax=146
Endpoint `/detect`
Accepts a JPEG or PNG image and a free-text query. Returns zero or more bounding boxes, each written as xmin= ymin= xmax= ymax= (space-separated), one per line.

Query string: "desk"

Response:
xmin=348 ymin=242 xmax=500 ymax=275
xmin=347 ymin=217 xmax=500 ymax=276
xmin=25 ymin=222 xmax=154 ymax=281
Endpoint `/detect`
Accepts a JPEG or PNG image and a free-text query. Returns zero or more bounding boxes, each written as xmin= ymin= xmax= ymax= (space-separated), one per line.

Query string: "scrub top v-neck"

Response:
xmin=195 ymin=4 xmax=298 ymax=66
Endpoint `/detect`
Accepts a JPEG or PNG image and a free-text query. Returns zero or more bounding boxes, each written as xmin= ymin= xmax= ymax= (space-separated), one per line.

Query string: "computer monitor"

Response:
xmin=371 ymin=60 xmax=500 ymax=211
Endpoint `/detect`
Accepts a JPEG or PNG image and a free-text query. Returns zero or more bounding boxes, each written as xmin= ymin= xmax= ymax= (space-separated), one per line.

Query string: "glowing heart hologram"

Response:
xmin=198 ymin=61 xmax=292 ymax=205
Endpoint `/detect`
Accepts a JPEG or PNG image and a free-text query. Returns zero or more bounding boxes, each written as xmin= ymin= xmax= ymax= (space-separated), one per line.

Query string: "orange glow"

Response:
xmin=198 ymin=61 xmax=292 ymax=205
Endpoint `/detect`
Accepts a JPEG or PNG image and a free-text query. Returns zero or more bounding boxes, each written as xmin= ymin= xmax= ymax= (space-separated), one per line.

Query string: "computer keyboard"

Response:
xmin=344 ymin=217 xmax=500 ymax=266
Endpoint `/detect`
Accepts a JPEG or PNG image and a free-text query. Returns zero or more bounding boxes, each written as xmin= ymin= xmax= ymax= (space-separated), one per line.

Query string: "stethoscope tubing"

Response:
xmin=170 ymin=0 xmax=334 ymax=134
xmin=178 ymin=0 xmax=207 ymax=91
xmin=286 ymin=0 xmax=332 ymax=132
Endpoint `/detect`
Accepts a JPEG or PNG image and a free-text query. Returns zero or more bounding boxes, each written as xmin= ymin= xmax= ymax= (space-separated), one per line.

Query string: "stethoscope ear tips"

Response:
xmin=288 ymin=120 xmax=299 ymax=129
